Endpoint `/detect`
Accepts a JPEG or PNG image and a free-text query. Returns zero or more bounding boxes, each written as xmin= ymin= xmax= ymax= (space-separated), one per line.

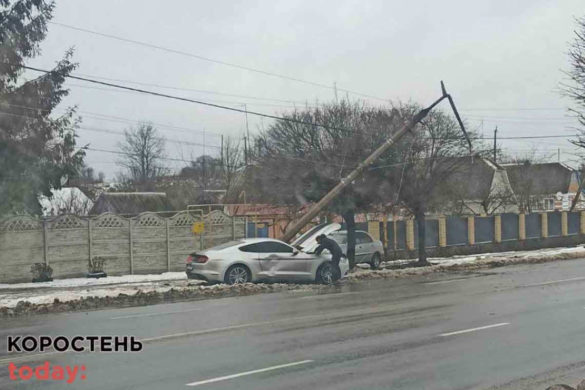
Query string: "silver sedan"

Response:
xmin=186 ymin=238 xmax=350 ymax=285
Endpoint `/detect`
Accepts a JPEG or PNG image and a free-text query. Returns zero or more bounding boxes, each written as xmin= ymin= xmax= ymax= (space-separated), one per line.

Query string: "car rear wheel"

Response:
xmin=370 ymin=253 xmax=382 ymax=269
xmin=224 ymin=265 xmax=251 ymax=285
xmin=316 ymin=263 xmax=334 ymax=285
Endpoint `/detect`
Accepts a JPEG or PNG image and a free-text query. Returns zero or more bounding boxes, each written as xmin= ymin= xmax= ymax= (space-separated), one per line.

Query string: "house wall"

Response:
xmin=0 ymin=210 xmax=246 ymax=283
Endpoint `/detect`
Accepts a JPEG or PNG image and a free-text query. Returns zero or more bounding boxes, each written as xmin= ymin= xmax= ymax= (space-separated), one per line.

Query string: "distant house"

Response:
xmin=444 ymin=156 xmax=517 ymax=215
xmin=503 ymin=162 xmax=581 ymax=212
xmin=89 ymin=192 xmax=173 ymax=216
xmin=39 ymin=187 xmax=94 ymax=216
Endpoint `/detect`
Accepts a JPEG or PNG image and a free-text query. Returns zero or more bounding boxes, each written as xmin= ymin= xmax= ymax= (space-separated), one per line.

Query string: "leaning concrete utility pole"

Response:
xmin=281 ymin=81 xmax=470 ymax=243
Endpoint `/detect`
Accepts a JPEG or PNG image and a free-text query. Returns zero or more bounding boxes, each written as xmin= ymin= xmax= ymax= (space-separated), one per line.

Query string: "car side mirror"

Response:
xmin=292 ymin=250 xmax=299 ymax=256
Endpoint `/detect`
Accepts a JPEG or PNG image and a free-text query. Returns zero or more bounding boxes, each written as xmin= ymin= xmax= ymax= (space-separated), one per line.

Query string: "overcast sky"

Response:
xmin=29 ymin=0 xmax=585 ymax=179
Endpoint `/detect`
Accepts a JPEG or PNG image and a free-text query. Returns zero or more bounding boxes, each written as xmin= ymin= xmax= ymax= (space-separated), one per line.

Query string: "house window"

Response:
xmin=543 ymin=198 xmax=554 ymax=210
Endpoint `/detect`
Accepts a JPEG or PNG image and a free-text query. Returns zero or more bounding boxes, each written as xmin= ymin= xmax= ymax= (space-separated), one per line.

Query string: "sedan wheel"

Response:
xmin=225 ymin=265 xmax=251 ymax=285
xmin=318 ymin=263 xmax=334 ymax=285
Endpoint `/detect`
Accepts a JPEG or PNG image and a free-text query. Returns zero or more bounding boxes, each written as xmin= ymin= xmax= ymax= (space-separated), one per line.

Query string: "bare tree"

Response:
xmin=382 ymin=107 xmax=479 ymax=265
xmin=222 ymin=136 xmax=244 ymax=196
xmin=117 ymin=123 xmax=167 ymax=184
xmin=565 ymin=16 xmax=585 ymax=136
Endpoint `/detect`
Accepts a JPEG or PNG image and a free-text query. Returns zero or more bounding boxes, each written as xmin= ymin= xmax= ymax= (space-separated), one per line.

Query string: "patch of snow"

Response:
xmin=0 ymin=272 xmax=187 ymax=291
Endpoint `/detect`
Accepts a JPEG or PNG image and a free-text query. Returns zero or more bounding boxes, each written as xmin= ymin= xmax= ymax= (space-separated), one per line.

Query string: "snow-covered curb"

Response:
xmin=1 ymin=245 xmax=584 ymax=317
xmin=0 ymin=272 xmax=187 ymax=291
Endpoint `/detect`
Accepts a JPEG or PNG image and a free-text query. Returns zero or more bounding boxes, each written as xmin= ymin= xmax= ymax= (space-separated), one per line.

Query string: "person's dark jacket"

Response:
xmin=315 ymin=236 xmax=343 ymax=258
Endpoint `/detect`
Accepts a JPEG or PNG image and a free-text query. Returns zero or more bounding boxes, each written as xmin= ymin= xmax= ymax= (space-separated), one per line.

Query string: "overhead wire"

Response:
xmin=48 ymin=21 xmax=389 ymax=102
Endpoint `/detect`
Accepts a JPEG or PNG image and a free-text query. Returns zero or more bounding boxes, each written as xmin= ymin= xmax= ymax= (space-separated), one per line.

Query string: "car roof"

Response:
xmin=238 ymin=238 xmax=288 ymax=244
xmin=330 ymin=230 xmax=369 ymax=235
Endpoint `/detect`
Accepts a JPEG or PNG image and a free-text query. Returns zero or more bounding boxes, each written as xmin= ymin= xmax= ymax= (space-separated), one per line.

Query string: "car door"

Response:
xmin=355 ymin=232 xmax=374 ymax=262
xmin=256 ymin=241 xmax=314 ymax=280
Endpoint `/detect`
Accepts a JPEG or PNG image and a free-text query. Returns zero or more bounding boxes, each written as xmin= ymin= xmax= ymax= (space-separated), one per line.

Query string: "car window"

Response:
xmin=329 ymin=233 xmax=347 ymax=244
xmin=356 ymin=232 xmax=373 ymax=244
xmin=208 ymin=240 xmax=244 ymax=251
xmin=239 ymin=241 xmax=293 ymax=253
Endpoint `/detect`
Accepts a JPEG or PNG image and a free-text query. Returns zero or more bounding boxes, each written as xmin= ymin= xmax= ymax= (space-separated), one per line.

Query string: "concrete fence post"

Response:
xmin=88 ymin=219 xmax=93 ymax=267
xmin=467 ymin=216 xmax=475 ymax=245
xmin=129 ymin=219 xmax=134 ymax=274
xmin=581 ymin=211 xmax=585 ymax=235
xmin=561 ymin=212 xmax=568 ymax=236
xmin=232 ymin=216 xmax=236 ymax=240
xmin=166 ymin=219 xmax=171 ymax=272
xmin=541 ymin=213 xmax=548 ymax=238
xmin=518 ymin=213 xmax=526 ymax=240
xmin=494 ymin=215 xmax=502 ymax=243
xmin=438 ymin=217 xmax=447 ymax=247
xmin=406 ymin=219 xmax=415 ymax=251
xmin=42 ymin=220 xmax=49 ymax=266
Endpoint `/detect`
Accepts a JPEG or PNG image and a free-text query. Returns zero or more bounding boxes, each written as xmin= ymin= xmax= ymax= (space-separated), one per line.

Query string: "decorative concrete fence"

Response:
xmin=0 ymin=210 xmax=246 ymax=283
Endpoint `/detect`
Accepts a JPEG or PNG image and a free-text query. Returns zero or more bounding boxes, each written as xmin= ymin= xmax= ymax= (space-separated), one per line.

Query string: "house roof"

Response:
xmin=89 ymin=192 xmax=172 ymax=215
xmin=446 ymin=156 xmax=501 ymax=200
xmin=504 ymin=162 xmax=574 ymax=195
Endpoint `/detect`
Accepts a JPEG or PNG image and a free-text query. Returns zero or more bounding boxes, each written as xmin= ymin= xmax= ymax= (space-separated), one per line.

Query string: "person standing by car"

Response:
xmin=315 ymin=234 xmax=343 ymax=283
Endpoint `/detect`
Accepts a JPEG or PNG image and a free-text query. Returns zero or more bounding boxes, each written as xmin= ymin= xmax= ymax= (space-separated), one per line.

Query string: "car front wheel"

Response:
xmin=317 ymin=263 xmax=334 ymax=285
xmin=224 ymin=265 xmax=251 ymax=285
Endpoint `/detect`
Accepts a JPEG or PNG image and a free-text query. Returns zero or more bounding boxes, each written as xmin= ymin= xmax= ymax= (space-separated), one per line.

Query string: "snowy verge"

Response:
xmin=1 ymin=245 xmax=584 ymax=317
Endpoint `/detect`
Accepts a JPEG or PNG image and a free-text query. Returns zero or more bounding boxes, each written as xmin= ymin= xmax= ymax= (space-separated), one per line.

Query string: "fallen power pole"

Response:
xmin=281 ymin=81 xmax=471 ymax=243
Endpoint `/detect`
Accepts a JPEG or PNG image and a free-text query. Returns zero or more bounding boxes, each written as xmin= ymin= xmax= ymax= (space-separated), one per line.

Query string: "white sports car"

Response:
xmin=186 ymin=225 xmax=349 ymax=284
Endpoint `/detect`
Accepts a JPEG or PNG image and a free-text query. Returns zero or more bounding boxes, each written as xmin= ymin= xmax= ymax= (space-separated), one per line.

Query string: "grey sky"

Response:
xmin=30 ymin=0 xmax=584 ymax=178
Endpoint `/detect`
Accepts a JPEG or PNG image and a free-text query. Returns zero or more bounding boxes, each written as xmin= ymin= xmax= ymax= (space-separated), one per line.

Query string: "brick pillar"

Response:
xmin=494 ymin=215 xmax=502 ymax=243
xmin=561 ymin=212 xmax=568 ymax=236
xmin=541 ymin=213 xmax=548 ymax=238
xmin=581 ymin=211 xmax=585 ymax=234
xmin=406 ymin=219 xmax=415 ymax=250
xmin=438 ymin=217 xmax=447 ymax=247
xmin=368 ymin=221 xmax=380 ymax=241
xmin=518 ymin=213 xmax=526 ymax=240
xmin=467 ymin=216 xmax=475 ymax=245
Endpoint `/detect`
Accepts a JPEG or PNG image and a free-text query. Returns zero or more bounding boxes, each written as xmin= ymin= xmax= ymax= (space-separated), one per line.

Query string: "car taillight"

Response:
xmin=186 ymin=255 xmax=194 ymax=264
xmin=195 ymin=255 xmax=209 ymax=263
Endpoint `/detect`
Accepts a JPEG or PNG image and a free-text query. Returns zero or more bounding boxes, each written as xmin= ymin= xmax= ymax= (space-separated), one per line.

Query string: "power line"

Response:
xmin=18 ymin=64 xmax=359 ymax=133
xmin=49 ymin=21 xmax=389 ymax=102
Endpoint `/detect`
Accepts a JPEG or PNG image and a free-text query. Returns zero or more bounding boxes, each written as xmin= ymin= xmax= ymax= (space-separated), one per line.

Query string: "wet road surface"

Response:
xmin=1 ymin=258 xmax=585 ymax=389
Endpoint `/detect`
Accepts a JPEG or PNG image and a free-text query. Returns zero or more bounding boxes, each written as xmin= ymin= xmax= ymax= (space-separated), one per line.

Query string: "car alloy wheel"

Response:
xmin=319 ymin=263 xmax=334 ymax=285
xmin=226 ymin=265 xmax=250 ymax=284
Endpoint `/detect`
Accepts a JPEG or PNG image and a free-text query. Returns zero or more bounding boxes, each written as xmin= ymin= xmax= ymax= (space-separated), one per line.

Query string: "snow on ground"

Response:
xmin=0 ymin=272 xmax=187 ymax=291
xmin=1 ymin=246 xmax=584 ymax=309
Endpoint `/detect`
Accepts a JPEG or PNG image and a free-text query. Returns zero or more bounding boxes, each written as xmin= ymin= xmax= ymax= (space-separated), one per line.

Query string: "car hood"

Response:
xmin=292 ymin=223 xmax=341 ymax=253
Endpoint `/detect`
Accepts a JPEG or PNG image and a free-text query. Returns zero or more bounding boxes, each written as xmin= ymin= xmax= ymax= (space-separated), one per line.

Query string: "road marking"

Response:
xmin=521 ymin=276 xmax=585 ymax=288
xmin=439 ymin=322 xmax=510 ymax=337
xmin=296 ymin=291 xmax=361 ymax=300
xmin=424 ymin=278 xmax=472 ymax=285
xmin=110 ymin=308 xmax=202 ymax=320
xmin=185 ymin=360 xmax=313 ymax=387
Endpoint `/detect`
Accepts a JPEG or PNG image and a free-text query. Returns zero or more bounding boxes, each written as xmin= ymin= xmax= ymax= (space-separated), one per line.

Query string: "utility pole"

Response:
xmin=558 ymin=148 xmax=561 ymax=163
xmin=493 ymin=126 xmax=497 ymax=163
xmin=334 ymin=82 xmax=338 ymax=103
xmin=220 ymin=135 xmax=224 ymax=167
xmin=281 ymin=81 xmax=471 ymax=243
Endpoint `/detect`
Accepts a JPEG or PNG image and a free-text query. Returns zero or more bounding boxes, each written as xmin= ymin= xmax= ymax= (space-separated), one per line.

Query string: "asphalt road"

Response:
xmin=1 ymin=259 xmax=585 ymax=390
